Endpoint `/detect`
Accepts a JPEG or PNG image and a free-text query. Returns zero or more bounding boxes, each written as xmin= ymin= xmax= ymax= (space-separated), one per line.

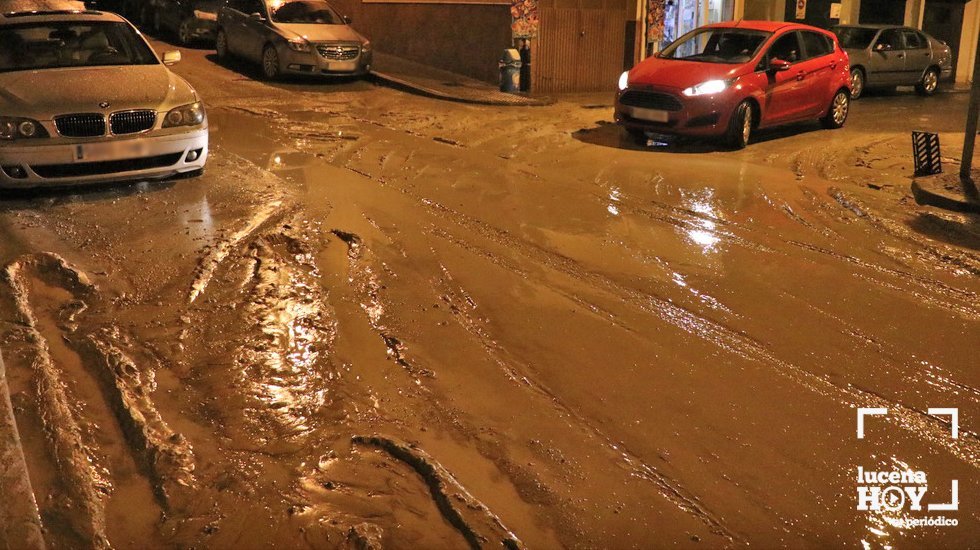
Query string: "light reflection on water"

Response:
xmin=683 ymin=189 xmax=722 ymax=252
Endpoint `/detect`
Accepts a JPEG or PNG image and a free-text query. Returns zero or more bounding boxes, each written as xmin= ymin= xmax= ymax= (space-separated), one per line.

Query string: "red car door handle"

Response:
xmin=796 ymin=71 xmax=805 ymax=81
xmin=829 ymin=61 xmax=837 ymax=69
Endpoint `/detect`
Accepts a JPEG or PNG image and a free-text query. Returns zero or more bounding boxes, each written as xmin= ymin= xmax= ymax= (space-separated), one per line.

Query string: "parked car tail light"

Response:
xmin=162 ymin=102 xmax=206 ymax=128
xmin=618 ymin=71 xmax=629 ymax=91
xmin=287 ymin=38 xmax=312 ymax=52
xmin=0 ymin=117 xmax=49 ymax=140
xmin=682 ymin=79 xmax=730 ymax=97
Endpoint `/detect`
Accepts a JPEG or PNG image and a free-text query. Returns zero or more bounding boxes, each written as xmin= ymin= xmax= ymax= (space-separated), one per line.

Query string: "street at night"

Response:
xmin=1 ymin=2 xmax=979 ymax=549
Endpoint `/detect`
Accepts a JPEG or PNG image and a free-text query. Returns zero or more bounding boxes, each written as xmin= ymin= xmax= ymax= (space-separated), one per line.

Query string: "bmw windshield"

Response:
xmin=0 ymin=21 xmax=158 ymax=73
xmin=659 ymin=28 xmax=770 ymax=64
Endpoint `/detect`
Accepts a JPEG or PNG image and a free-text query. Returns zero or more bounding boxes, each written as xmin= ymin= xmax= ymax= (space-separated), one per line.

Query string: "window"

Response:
xmin=229 ymin=0 xmax=263 ymax=14
xmin=0 ymin=22 xmax=158 ymax=72
xmin=833 ymin=26 xmax=878 ymax=50
xmin=875 ymin=29 xmax=902 ymax=51
xmin=270 ymin=1 xmax=343 ymax=24
xmin=902 ymin=30 xmax=925 ymax=49
xmin=658 ymin=28 xmax=770 ymax=64
xmin=801 ymin=31 xmax=833 ymax=59
xmin=768 ymin=32 xmax=802 ymax=64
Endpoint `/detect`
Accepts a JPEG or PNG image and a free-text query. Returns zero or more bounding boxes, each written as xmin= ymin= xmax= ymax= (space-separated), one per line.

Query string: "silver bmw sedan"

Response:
xmin=0 ymin=8 xmax=208 ymax=189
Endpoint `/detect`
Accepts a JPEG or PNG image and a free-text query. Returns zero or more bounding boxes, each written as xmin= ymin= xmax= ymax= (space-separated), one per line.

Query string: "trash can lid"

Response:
xmin=501 ymin=48 xmax=521 ymax=63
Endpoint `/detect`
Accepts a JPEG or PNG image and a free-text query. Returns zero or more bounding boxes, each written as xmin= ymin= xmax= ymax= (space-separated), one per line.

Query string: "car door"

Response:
xmin=238 ymin=0 xmax=269 ymax=62
xmin=797 ymin=31 xmax=838 ymax=116
xmin=221 ymin=0 xmax=247 ymax=54
xmin=869 ymin=28 xmax=906 ymax=85
xmin=760 ymin=31 xmax=810 ymax=125
xmin=901 ymin=29 xmax=932 ymax=83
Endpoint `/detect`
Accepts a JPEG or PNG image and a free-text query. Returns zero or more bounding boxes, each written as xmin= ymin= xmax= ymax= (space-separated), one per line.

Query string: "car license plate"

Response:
xmin=626 ymin=106 xmax=669 ymax=123
xmin=327 ymin=61 xmax=357 ymax=72
xmin=73 ymin=140 xmax=150 ymax=163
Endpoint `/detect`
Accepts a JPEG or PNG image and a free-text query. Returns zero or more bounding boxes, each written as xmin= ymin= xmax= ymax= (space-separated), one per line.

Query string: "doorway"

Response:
xmin=661 ymin=0 xmax=734 ymax=49
xmin=922 ymin=0 xmax=964 ymax=81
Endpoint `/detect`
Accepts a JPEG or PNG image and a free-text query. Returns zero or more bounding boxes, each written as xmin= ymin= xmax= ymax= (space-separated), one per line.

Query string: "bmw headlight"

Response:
xmin=287 ymin=38 xmax=311 ymax=52
xmin=162 ymin=102 xmax=206 ymax=128
xmin=618 ymin=70 xmax=629 ymax=91
xmin=0 ymin=117 xmax=48 ymax=140
xmin=682 ymin=79 xmax=730 ymax=97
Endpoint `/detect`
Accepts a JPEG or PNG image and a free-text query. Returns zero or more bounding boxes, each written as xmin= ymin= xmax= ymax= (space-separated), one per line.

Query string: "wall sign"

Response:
xmin=796 ymin=0 xmax=807 ymax=19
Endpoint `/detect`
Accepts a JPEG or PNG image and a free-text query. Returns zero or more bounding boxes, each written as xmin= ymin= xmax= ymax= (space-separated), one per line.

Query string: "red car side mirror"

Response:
xmin=769 ymin=58 xmax=791 ymax=71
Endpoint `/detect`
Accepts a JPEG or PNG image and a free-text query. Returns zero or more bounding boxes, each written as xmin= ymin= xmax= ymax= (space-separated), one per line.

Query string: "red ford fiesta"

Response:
xmin=615 ymin=21 xmax=852 ymax=149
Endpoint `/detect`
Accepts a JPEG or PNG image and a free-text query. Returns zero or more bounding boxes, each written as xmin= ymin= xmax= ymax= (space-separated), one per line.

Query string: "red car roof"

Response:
xmin=705 ymin=20 xmax=818 ymax=33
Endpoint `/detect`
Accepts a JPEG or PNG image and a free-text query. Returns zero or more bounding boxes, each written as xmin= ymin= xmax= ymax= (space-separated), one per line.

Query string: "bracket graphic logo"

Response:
xmin=855 ymin=407 xmax=959 ymax=521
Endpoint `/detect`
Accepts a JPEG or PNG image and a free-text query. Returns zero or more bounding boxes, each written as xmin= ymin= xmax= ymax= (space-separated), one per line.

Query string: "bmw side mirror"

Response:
xmin=769 ymin=58 xmax=791 ymax=71
xmin=163 ymin=50 xmax=182 ymax=65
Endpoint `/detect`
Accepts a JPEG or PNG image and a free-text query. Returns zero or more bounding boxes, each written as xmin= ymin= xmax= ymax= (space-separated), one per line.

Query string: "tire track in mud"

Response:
xmin=360 ymin=184 xmax=980 ymax=472
xmin=625 ymin=189 xmax=980 ymax=321
xmin=236 ymin=232 xmax=337 ymax=441
xmin=431 ymin=264 xmax=740 ymax=544
xmin=3 ymin=253 xmax=202 ymax=548
xmin=353 ymin=435 xmax=524 ymax=550
xmin=188 ymin=199 xmax=286 ymax=303
xmin=3 ymin=254 xmax=111 ymax=549
xmin=330 ymin=229 xmax=434 ymax=379
xmin=590 ymin=168 xmax=978 ymax=321
xmin=829 ymin=187 xmax=980 ymax=278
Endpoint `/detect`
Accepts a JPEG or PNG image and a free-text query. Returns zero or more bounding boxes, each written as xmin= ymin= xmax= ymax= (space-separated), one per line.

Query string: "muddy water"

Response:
xmin=1 ymin=47 xmax=978 ymax=548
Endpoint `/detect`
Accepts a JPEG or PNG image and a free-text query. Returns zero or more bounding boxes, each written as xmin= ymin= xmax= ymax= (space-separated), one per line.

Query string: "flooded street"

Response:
xmin=1 ymin=40 xmax=979 ymax=549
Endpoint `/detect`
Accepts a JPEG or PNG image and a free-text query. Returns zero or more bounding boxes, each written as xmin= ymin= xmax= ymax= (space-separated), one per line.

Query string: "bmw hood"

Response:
xmin=627 ymin=58 xmax=750 ymax=92
xmin=276 ymin=23 xmax=365 ymax=43
xmin=0 ymin=65 xmax=198 ymax=120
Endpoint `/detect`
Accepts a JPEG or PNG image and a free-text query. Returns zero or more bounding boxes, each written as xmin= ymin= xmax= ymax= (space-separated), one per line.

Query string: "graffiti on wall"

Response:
xmin=646 ymin=0 xmax=666 ymax=42
xmin=511 ymin=0 xmax=539 ymax=39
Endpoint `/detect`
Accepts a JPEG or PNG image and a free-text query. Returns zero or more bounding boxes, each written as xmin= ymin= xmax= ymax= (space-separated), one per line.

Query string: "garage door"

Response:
xmin=534 ymin=7 xmax=627 ymax=93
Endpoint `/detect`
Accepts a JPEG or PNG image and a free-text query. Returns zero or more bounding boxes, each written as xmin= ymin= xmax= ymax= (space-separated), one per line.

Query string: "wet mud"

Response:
xmin=0 ymin=44 xmax=979 ymax=549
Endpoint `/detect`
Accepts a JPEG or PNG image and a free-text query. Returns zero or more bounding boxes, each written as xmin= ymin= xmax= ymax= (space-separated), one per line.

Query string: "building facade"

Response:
xmin=335 ymin=0 xmax=978 ymax=92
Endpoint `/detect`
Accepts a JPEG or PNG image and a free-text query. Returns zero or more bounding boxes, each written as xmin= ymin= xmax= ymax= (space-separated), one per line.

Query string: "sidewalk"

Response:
xmin=912 ymin=172 xmax=980 ymax=213
xmin=370 ymin=52 xmax=552 ymax=107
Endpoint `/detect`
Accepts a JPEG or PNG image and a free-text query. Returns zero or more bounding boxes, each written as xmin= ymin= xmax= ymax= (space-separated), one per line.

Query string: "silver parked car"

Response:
xmin=832 ymin=24 xmax=953 ymax=99
xmin=216 ymin=0 xmax=372 ymax=80
xmin=0 ymin=8 xmax=208 ymax=189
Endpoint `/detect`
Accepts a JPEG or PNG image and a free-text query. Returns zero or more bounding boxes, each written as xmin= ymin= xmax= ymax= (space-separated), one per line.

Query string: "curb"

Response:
xmin=0 ymin=352 xmax=46 ymax=550
xmin=369 ymin=71 xmax=553 ymax=107
xmin=911 ymin=181 xmax=980 ymax=213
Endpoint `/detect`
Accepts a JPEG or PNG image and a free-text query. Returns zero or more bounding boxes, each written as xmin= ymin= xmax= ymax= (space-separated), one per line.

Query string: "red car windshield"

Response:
xmin=660 ymin=28 xmax=771 ymax=64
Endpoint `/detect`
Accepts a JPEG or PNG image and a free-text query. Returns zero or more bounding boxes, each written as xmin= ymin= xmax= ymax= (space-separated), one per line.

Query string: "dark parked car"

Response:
xmin=832 ymin=24 xmax=953 ymax=99
xmin=616 ymin=21 xmax=851 ymax=149
xmin=142 ymin=0 xmax=220 ymax=45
